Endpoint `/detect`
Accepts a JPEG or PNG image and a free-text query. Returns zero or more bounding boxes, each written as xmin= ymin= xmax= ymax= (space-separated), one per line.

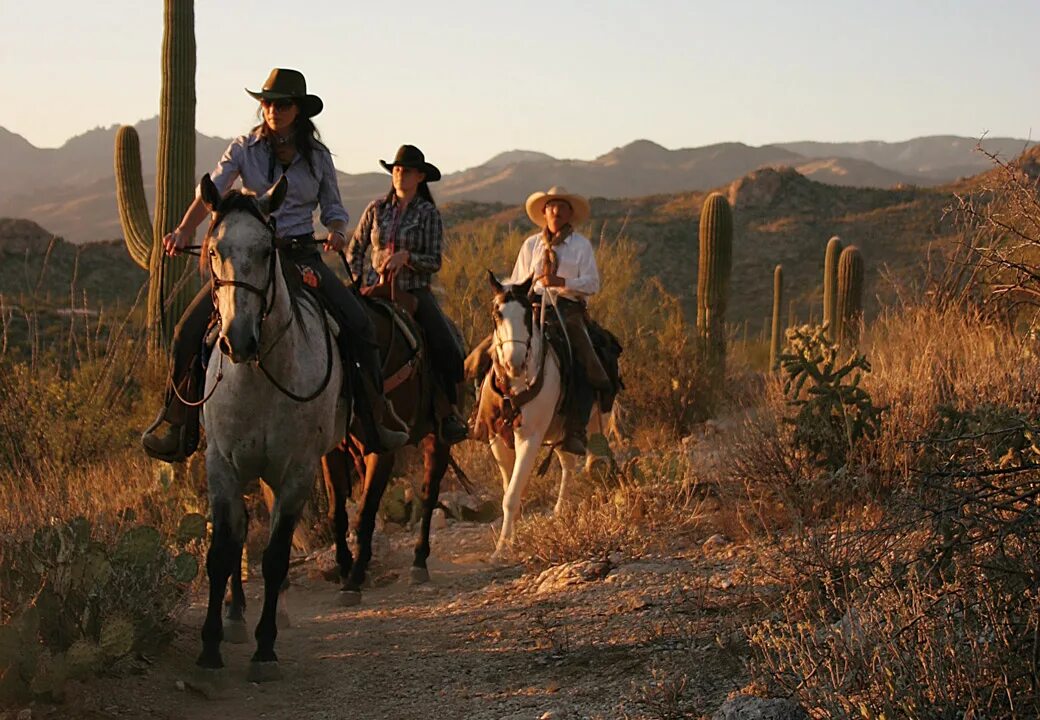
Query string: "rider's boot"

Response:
xmin=432 ymin=383 xmax=469 ymax=445
xmin=561 ymin=372 xmax=595 ymax=456
xmin=141 ymin=367 xmax=201 ymax=463
xmin=354 ymin=343 xmax=409 ymax=454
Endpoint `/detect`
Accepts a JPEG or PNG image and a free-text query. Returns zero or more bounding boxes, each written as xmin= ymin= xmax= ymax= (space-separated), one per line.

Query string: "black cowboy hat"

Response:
xmin=246 ymin=68 xmax=323 ymax=118
xmin=379 ymin=145 xmax=441 ymax=182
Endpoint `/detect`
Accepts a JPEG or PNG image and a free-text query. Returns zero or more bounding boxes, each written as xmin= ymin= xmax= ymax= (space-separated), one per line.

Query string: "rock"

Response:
xmin=438 ymin=491 xmax=499 ymax=523
xmin=533 ymin=560 xmax=612 ymax=594
xmin=175 ymin=680 xmax=186 ymax=691
xmin=702 ymin=533 xmax=730 ymax=554
xmin=17 ymin=711 xmax=32 ymax=720
xmin=712 ymin=696 xmax=808 ymax=720
xmin=431 ymin=508 xmax=448 ymax=531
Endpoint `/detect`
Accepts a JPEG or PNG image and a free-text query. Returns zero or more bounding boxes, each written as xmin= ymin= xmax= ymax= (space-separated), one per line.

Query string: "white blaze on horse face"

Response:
xmin=211 ymin=214 xmax=270 ymax=362
xmin=495 ymin=300 xmax=531 ymax=378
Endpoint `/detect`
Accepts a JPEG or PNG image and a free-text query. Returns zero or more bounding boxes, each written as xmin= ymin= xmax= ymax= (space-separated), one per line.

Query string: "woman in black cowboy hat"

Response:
xmin=345 ymin=145 xmax=469 ymax=443
xmin=142 ymin=68 xmax=408 ymax=462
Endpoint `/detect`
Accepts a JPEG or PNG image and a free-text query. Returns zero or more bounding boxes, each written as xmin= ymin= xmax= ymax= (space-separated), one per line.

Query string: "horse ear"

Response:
xmin=516 ymin=274 xmax=534 ymax=297
xmin=258 ymin=175 xmax=289 ymax=216
xmin=199 ymin=173 xmax=221 ymax=211
xmin=487 ymin=269 xmax=503 ymax=294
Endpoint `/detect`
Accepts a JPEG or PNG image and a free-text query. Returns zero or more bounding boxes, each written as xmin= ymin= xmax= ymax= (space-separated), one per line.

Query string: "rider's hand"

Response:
xmin=324 ymin=230 xmax=346 ymax=252
xmin=540 ymin=272 xmax=565 ymax=288
xmin=381 ymin=250 xmax=410 ymax=273
xmin=162 ymin=227 xmax=188 ymax=256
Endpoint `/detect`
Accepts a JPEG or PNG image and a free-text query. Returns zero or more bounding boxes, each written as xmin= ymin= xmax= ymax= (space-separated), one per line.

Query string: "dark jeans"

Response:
xmin=411 ymin=287 xmax=464 ymax=405
xmin=164 ymin=250 xmax=378 ymax=420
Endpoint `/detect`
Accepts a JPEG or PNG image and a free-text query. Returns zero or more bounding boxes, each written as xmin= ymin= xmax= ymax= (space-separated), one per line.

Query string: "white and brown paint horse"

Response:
xmin=481 ymin=272 xmax=610 ymax=561
xmin=196 ymin=173 xmax=345 ymax=683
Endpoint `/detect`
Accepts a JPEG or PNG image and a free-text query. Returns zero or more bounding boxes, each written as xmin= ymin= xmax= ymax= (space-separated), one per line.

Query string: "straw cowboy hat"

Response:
xmin=525 ymin=186 xmax=591 ymax=227
xmin=380 ymin=145 xmax=442 ymax=182
xmin=246 ymin=68 xmax=323 ymax=118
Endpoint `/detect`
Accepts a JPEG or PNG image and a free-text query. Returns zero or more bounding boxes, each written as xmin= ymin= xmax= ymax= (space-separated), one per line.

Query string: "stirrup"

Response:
xmin=141 ymin=417 xmax=189 ymax=463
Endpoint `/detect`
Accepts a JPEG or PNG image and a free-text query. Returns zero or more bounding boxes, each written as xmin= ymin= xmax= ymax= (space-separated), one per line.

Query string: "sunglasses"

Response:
xmin=261 ymin=98 xmax=295 ymax=111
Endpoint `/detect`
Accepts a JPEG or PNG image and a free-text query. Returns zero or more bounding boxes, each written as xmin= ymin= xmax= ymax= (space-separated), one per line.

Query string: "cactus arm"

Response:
xmin=770 ymin=265 xmax=783 ymax=371
xmin=114 ymin=126 xmax=153 ymax=270
xmin=836 ymin=245 xmax=864 ymax=347
xmin=823 ymin=235 xmax=843 ymax=336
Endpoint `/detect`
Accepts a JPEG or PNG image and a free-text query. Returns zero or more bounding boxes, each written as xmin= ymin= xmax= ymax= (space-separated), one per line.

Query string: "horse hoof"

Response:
xmin=223 ymin=618 xmax=249 ymax=645
xmin=246 ymin=660 xmax=282 ymax=683
xmin=338 ymin=589 xmax=362 ymax=607
xmin=188 ymin=666 xmax=228 ymax=699
xmin=409 ymin=566 xmax=430 ymax=585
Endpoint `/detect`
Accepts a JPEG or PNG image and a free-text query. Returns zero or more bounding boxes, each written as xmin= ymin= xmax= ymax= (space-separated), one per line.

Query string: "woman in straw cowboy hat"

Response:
xmin=345 ymin=145 xmax=469 ymax=444
xmin=142 ymin=68 xmax=407 ymax=462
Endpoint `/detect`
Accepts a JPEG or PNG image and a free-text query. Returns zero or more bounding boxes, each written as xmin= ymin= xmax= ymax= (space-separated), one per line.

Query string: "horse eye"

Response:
xmin=208 ymin=248 xmax=217 ymax=258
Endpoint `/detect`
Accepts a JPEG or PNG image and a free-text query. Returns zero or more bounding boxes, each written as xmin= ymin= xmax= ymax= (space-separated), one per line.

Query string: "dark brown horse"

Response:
xmin=321 ymin=294 xmax=459 ymax=604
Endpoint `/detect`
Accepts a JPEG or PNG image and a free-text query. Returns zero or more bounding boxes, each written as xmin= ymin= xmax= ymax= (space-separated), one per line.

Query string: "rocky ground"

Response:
xmin=28 ymin=510 xmax=769 ymax=720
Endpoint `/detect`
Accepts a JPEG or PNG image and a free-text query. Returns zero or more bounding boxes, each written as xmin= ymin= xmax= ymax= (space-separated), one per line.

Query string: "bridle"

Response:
xmin=491 ymin=292 xmax=544 ymax=397
xmin=172 ymin=201 xmax=335 ymax=405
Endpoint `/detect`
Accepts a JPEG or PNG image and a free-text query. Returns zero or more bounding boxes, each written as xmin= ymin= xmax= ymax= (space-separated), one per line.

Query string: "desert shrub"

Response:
xmin=512 ymin=449 xmax=705 ymax=565
xmin=0 ymin=512 xmax=204 ymax=703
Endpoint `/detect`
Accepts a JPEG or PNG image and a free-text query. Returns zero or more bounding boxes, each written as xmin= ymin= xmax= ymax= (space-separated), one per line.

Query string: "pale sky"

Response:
xmin=3 ymin=0 xmax=1037 ymax=174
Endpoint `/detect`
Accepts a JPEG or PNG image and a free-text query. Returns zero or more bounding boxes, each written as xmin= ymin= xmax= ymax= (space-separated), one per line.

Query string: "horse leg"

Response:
xmin=197 ymin=490 xmax=247 ymax=674
xmin=322 ymin=444 xmax=354 ymax=585
xmin=341 ymin=451 xmax=394 ymax=604
xmin=554 ymin=447 xmax=581 ymax=516
xmin=249 ymin=481 xmax=306 ymax=682
xmin=411 ymin=436 xmax=449 ymax=584
xmin=492 ymin=433 xmax=546 ymax=562
xmin=223 ymin=505 xmax=250 ymax=644
xmin=490 ymin=435 xmax=516 ymax=496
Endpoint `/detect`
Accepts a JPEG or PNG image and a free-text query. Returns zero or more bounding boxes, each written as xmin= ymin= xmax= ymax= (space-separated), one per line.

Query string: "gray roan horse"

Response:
xmin=195 ymin=173 xmax=344 ymax=683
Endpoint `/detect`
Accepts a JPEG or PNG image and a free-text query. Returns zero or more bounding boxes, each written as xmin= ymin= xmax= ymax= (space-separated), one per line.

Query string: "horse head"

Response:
xmin=487 ymin=270 xmax=535 ymax=380
xmin=200 ymin=173 xmax=287 ymax=363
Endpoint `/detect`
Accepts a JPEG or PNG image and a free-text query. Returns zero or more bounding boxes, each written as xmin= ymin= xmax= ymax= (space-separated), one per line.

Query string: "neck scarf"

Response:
xmin=539 ymin=224 xmax=572 ymax=277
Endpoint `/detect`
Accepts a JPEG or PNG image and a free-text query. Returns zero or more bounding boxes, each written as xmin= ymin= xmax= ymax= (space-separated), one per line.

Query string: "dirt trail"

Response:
xmin=62 ymin=519 xmax=750 ymax=720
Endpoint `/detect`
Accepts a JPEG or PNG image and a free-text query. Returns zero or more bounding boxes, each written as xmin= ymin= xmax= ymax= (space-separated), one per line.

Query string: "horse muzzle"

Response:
xmin=218 ymin=325 xmax=260 ymax=364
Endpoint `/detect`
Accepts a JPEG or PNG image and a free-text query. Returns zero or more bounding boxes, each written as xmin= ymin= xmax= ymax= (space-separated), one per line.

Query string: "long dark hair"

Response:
xmin=382 ymin=180 xmax=436 ymax=208
xmin=253 ymin=106 xmax=327 ymax=177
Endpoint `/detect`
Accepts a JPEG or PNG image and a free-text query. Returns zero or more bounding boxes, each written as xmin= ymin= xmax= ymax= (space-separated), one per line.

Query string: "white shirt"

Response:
xmin=508 ymin=230 xmax=600 ymax=301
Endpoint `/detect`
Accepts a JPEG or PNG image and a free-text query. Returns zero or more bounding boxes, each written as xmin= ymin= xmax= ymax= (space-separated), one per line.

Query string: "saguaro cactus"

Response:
xmin=114 ymin=0 xmax=197 ymax=351
xmin=822 ymin=235 xmax=843 ymax=336
xmin=770 ymin=265 xmax=783 ymax=371
xmin=835 ymin=245 xmax=864 ymax=347
xmin=696 ymin=192 xmax=733 ymax=383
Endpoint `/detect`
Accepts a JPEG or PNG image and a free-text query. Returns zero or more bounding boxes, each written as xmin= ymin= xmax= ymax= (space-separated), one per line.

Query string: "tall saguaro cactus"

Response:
xmin=835 ymin=245 xmax=864 ymax=347
xmin=822 ymin=235 xmax=843 ymax=336
xmin=696 ymin=192 xmax=733 ymax=384
xmin=115 ymin=0 xmax=197 ymax=352
xmin=770 ymin=265 xmax=783 ymax=371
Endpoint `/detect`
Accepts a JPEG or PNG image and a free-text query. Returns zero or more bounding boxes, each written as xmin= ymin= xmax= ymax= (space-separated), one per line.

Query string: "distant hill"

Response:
xmin=0 ymin=119 xmax=1029 ymax=244
xmin=0 ymin=157 xmax=975 ymax=336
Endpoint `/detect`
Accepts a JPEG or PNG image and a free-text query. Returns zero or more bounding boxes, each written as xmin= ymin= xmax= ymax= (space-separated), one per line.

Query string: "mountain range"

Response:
xmin=0 ymin=117 xmax=1031 ymax=243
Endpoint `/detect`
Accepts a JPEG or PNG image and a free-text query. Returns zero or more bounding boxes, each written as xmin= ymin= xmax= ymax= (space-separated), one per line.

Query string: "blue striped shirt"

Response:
xmin=206 ymin=130 xmax=349 ymax=238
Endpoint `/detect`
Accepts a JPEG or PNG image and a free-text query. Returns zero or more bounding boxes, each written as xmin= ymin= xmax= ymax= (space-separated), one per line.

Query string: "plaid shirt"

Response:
xmin=346 ymin=195 xmax=443 ymax=290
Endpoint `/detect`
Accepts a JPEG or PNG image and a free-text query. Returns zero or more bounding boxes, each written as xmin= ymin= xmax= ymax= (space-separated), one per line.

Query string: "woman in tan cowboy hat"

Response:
xmin=142 ymin=68 xmax=407 ymax=462
xmin=345 ymin=145 xmax=469 ymax=444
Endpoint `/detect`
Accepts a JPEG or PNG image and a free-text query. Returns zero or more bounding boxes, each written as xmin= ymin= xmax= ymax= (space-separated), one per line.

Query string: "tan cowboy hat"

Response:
xmin=246 ymin=68 xmax=323 ymax=118
xmin=525 ymin=186 xmax=591 ymax=227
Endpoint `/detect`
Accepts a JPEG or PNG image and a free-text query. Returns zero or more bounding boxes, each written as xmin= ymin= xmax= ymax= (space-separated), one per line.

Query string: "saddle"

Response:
xmin=360 ymin=271 xmax=418 ymax=316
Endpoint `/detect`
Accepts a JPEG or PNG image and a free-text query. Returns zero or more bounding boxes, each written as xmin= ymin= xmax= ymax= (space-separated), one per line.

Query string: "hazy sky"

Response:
xmin=4 ymin=0 xmax=1037 ymax=173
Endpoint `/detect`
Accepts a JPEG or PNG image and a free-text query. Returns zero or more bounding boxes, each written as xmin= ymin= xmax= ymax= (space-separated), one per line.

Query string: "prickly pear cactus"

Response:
xmin=114 ymin=0 xmax=198 ymax=352
xmin=696 ymin=192 xmax=734 ymax=386
xmin=835 ymin=245 xmax=865 ymax=347
xmin=822 ymin=235 xmax=843 ymax=335
xmin=0 ymin=512 xmax=202 ymax=703
xmin=770 ymin=265 xmax=783 ymax=371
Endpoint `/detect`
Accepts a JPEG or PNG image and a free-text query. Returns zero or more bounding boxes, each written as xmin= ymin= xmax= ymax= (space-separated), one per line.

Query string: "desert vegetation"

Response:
xmin=1 ymin=148 xmax=1039 ymax=716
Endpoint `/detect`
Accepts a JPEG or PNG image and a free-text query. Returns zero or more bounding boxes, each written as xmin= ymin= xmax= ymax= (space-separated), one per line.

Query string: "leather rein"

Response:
xmin=490 ymin=295 xmax=548 ymax=421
